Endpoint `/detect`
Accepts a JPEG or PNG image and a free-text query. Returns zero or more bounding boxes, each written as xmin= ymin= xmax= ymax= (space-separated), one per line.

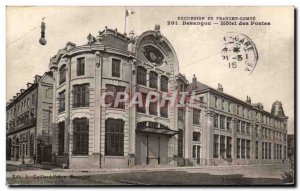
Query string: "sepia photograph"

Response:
xmin=5 ymin=6 xmax=295 ymax=186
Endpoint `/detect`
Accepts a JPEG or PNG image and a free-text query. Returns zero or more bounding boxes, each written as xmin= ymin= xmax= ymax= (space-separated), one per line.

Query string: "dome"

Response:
xmin=271 ymin=100 xmax=285 ymax=117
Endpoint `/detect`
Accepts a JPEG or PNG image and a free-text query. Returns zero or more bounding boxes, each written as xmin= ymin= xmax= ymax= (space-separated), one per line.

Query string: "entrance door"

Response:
xmin=135 ymin=133 xmax=169 ymax=165
xmin=43 ymin=145 xmax=52 ymax=163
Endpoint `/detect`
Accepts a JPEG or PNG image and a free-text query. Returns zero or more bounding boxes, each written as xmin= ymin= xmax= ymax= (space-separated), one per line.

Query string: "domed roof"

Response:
xmin=271 ymin=100 xmax=286 ymax=117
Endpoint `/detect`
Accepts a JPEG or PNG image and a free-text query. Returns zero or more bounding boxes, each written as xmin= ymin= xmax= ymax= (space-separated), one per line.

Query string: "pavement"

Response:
xmin=6 ymin=163 xmax=292 ymax=180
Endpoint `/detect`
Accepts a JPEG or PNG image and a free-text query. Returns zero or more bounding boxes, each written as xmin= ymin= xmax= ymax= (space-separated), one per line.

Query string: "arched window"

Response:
xmin=137 ymin=66 xmax=147 ymax=86
xmin=160 ymin=75 xmax=168 ymax=92
xmin=105 ymin=118 xmax=124 ymax=156
xmin=149 ymin=71 xmax=158 ymax=89
xmin=59 ymin=65 xmax=67 ymax=85
xmin=149 ymin=95 xmax=158 ymax=116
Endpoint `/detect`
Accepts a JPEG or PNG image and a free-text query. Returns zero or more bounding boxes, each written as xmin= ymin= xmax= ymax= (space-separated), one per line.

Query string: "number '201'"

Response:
xmin=167 ymin=21 xmax=178 ymax=25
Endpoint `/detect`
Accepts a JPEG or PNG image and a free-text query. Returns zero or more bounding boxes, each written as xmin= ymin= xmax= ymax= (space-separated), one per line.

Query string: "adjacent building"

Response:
xmin=182 ymin=76 xmax=289 ymax=166
xmin=6 ymin=72 xmax=53 ymax=164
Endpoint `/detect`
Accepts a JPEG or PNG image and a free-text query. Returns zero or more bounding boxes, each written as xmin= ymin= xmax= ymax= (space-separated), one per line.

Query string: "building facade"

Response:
xmin=6 ymin=72 xmax=53 ymax=164
xmin=47 ymin=25 xmax=289 ymax=169
xmin=182 ymin=75 xmax=289 ymax=166
xmin=49 ymin=26 xmax=180 ymax=169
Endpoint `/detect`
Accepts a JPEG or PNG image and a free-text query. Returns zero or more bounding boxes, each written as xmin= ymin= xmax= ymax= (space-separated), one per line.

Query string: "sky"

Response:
xmin=6 ymin=6 xmax=294 ymax=133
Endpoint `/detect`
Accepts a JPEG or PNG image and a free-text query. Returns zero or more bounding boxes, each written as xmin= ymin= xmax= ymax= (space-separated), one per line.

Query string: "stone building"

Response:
xmin=49 ymin=26 xmax=180 ymax=169
xmin=6 ymin=72 xmax=53 ymax=163
xmin=182 ymin=75 xmax=289 ymax=166
xmin=48 ymin=25 xmax=288 ymax=169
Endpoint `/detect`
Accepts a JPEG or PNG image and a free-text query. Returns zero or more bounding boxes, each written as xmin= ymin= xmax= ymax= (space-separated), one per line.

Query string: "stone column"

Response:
xmin=128 ymin=59 xmax=137 ymax=166
xmin=51 ymin=68 xmax=58 ymax=163
xmin=204 ymin=111 xmax=214 ymax=166
xmin=231 ymin=118 xmax=237 ymax=164
xmin=64 ymin=58 xmax=71 ymax=167
xmin=184 ymin=107 xmax=192 ymax=165
xmin=93 ymin=51 xmax=101 ymax=155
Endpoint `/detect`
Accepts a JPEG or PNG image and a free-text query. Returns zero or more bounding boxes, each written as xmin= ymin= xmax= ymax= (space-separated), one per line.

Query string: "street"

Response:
xmin=6 ymin=163 xmax=293 ymax=185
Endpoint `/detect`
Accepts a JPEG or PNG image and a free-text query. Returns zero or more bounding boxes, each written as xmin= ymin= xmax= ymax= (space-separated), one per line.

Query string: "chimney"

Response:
xmin=192 ymin=74 xmax=197 ymax=89
xmin=246 ymin=95 xmax=251 ymax=104
xmin=271 ymin=100 xmax=285 ymax=117
xmin=27 ymin=83 xmax=32 ymax=88
xmin=217 ymin=83 xmax=223 ymax=92
xmin=129 ymin=30 xmax=135 ymax=41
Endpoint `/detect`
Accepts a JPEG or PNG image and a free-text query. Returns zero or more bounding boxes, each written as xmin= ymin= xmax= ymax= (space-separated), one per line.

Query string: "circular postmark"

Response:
xmin=221 ymin=32 xmax=259 ymax=74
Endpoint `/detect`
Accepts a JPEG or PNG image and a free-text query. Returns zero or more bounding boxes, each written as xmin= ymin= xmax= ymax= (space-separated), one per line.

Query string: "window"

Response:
xmin=215 ymin=97 xmax=218 ymax=108
xmin=220 ymin=135 xmax=225 ymax=158
xmin=77 ymin=57 xmax=85 ymax=76
xmin=105 ymin=118 xmax=124 ymax=156
xmin=262 ymin=142 xmax=265 ymax=159
xmin=58 ymin=91 xmax=65 ymax=112
xmin=255 ymin=141 xmax=258 ymax=159
xmin=273 ymin=144 xmax=277 ymax=159
xmin=160 ymin=101 xmax=168 ymax=118
xmin=265 ymin=142 xmax=268 ymax=159
xmin=73 ymin=118 xmax=89 ymax=155
xmin=213 ymin=134 xmax=219 ymax=158
xmin=193 ymin=109 xmax=201 ymax=125
xmin=228 ymin=103 xmax=231 ymax=113
xmin=193 ymin=145 xmax=197 ymax=158
xmin=193 ymin=132 xmax=201 ymax=142
xmin=149 ymin=95 xmax=158 ymax=115
xmin=105 ymin=85 xmax=126 ymax=109
xmin=284 ymin=146 xmax=287 ymax=160
xmin=112 ymin=58 xmax=121 ymax=77
xmin=178 ymin=107 xmax=184 ymax=121
xmin=241 ymin=139 xmax=245 ymax=159
xmin=160 ymin=75 xmax=168 ymax=92
xmin=59 ymin=65 xmax=66 ymax=85
xmin=246 ymin=123 xmax=250 ymax=134
xmin=237 ymin=120 xmax=241 ymax=132
xmin=226 ymin=117 xmax=231 ymax=130
xmin=241 ymin=121 xmax=245 ymax=133
xmin=279 ymin=145 xmax=282 ymax=159
xmin=137 ymin=66 xmax=147 ymax=86
xmin=199 ymin=96 xmax=204 ymax=103
xmin=137 ymin=93 xmax=147 ymax=113
xmin=178 ymin=129 xmax=183 ymax=158
xmin=226 ymin=137 xmax=232 ymax=158
xmin=73 ymin=84 xmax=89 ymax=108
xmin=149 ymin=71 xmax=158 ymax=88
xmin=237 ymin=105 xmax=240 ymax=115
xmin=220 ymin=115 xmax=225 ymax=129
xmin=58 ymin=121 xmax=65 ymax=155
xmin=222 ymin=100 xmax=225 ymax=110
xmin=214 ymin=114 xmax=219 ymax=128
xmin=237 ymin=138 xmax=241 ymax=159
xmin=246 ymin=140 xmax=251 ymax=159
xmin=32 ymin=95 xmax=35 ymax=106
xmin=269 ymin=143 xmax=272 ymax=159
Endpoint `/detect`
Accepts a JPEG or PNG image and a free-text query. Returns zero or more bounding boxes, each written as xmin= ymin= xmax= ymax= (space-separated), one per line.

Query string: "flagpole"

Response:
xmin=124 ymin=7 xmax=127 ymax=34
